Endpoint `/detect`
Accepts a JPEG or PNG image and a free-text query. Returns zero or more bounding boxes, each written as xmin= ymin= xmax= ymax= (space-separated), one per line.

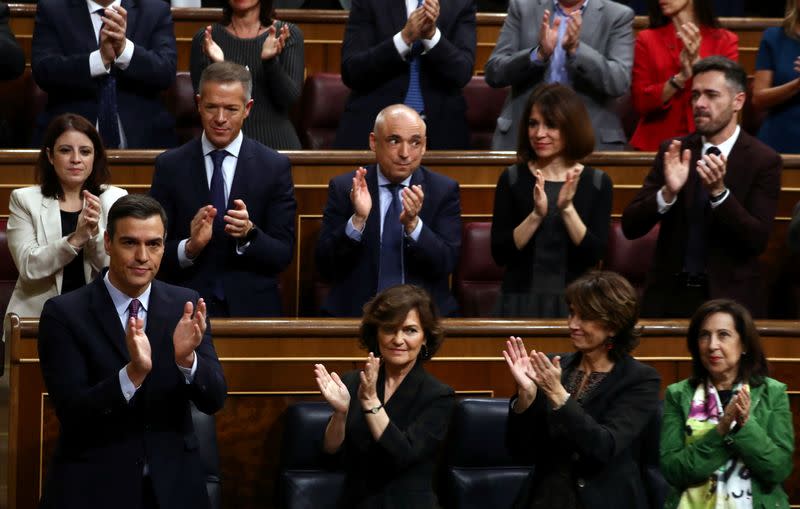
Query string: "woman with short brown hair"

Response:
xmin=491 ymin=83 xmax=612 ymax=317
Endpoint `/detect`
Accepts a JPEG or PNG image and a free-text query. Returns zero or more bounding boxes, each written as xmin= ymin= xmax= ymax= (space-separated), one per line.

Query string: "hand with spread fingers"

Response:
xmin=503 ymin=337 xmax=538 ymax=410
xmin=315 ymin=363 xmax=351 ymax=414
xmin=350 ymin=167 xmax=372 ymax=231
xmin=662 ymin=139 xmax=691 ymax=203
xmin=202 ymin=25 xmax=225 ymax=63
xmin=261 ymin=22 xmax=291 ymax=61
xmin=173 ymin=299 xmax=207 ymax=368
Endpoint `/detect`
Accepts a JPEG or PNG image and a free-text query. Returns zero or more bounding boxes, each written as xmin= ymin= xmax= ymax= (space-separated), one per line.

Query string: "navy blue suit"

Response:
xmin=31 ymin=0 xmax=177 ymax=148
xmin=333 ymin=0 xmax=476 ymax=150
xmin=150 ymin=137 xmax=296 ymax=317
xmin=38 ymin=276 xmax=226 ymax=509
xmin=0 ymin=2 xmax=24 ymax=80
xmin=316 ymin=165 xmax=461 ymax=317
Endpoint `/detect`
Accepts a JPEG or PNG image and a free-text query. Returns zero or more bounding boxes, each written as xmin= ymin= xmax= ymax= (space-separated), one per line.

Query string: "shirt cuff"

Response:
xmin=346 ymin=215 xmax=365 ymax=242
xmin=178 ymin=238 xmax=195 ymax=268
xmin=710 ymin=188 xmax=730 ymax=209
xmin=656 ymin=188 xmax=676 ymax=214
xmin=393 ymin=32 xmax=412 ymax=59
xmin=119 ymin=366 xmax=138 ymax=402
xmin=420 ymin=28 xmax=441 ymax=52
xmin=90 ymin=49 xmax=111 ymax=78
xmin=405 ymin=217 xmax=423 ymax=242
xmin=529 ymin=46 xmax=547 ymax=65
xmin=177 ymin=352 xmax=198 ymax=384
xmin=114 ymin=39 xmax=134 ymax=70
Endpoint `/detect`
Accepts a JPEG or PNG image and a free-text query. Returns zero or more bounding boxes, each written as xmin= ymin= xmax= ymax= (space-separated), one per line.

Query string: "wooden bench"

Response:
xmin=6 ymin=316 xmax=800 ymax=509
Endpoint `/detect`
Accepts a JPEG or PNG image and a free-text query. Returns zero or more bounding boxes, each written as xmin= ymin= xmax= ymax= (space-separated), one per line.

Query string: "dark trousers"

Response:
xmin=641 ymin=275 xmax=709 ymax=318
xmin=142 ymin=476 xmax=159 ymax=509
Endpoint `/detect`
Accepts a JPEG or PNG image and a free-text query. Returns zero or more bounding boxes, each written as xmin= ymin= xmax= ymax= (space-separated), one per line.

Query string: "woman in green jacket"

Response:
xmin=660 ymin=299 xmax=794 ymax=509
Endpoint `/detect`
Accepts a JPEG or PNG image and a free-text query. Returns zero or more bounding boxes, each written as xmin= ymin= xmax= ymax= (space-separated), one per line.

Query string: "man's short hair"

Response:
xmin=198 ymin=61 xmax=253 ymax=103
xmin=692 ymin=56 xmax=747 ymax=94
xmin=107 ymin=194 xmax=167 ymax=240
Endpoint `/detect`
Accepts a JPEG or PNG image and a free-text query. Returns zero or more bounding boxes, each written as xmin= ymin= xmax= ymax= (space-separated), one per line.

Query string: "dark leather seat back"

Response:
xmin=453 ymin=222 xmax=504 ymax=317
xmin=464 ymin=77 xmax=508 ymax=150
xmin=279 ymin=402 xmax=344 ymax=509
xmin=604 ymin=220 xmax=659 ymax=299
xmin=163 ymin=71 xmax=202 ymax=144
xmin=190 ymin=402 xmax=222 ymax=509
xmin=444 ymin=398 xmax=531 ymax=509
xmin=298 ymin=73 xmax=349 ymax=149
xmin=0 ymin=68 xmax=47 ymax=148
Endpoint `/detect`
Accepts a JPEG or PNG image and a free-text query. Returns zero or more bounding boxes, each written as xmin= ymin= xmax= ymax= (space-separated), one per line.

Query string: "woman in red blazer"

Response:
xmin=630 ymin=0 xmax=738 ymax=150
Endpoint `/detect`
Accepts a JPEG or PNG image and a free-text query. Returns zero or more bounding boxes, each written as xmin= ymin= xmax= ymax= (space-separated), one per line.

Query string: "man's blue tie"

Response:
xmin=403 ymin=0 xmax=425 ymax=114
xmin=209 ymin=150 xmax=228 ymax=233
xmin=96 ymin=8 xmax=121 ymax=148
xmin=378 ymin=184 xmax=404 ymax=292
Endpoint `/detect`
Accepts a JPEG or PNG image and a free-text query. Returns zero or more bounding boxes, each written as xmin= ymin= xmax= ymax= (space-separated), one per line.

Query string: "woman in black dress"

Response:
xmin=491 ymin=83 xmax=613 ymax=317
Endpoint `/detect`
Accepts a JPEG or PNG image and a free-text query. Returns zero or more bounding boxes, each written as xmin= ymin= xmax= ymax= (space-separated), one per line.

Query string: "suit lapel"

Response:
xmin=365 ymin=165 xmax=382 ymax=287
xmin=392 ymin=0 xmax=408 ymax=31
xmin=40 ymin=196 xmax=65 ymax=293
xmin=682 ymin=134 xmax=704 ymax=215
xmin=578 ymin=0 xmax=603 ymax=45
xmin=89 ymin=276 xmax=129 ymax=361
xmin=121 ymin=0 xmax=138 ymax=40
xmin=144 ymin=280 xmax=174 ymax=364
xmin=190 ymin=139 xmax=211 ymax=208
xmin=68 ymin=0 xmax=99 ymax=52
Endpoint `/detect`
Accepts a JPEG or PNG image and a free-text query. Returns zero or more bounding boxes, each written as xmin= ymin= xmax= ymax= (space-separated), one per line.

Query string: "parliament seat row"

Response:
xmin=278 ymin=398 xmax=667 ymax=509
xmin=0 ymin=66 xmax=769 ymax=150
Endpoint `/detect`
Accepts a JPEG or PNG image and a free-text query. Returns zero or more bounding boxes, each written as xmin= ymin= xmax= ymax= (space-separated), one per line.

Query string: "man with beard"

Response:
xmin=621 ymin=56 xmax=781 ymax=318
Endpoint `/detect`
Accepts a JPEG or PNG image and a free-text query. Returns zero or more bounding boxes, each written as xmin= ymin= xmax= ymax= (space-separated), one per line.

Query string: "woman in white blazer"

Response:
xmin=6 ymin=114 xmax=127 ymax=321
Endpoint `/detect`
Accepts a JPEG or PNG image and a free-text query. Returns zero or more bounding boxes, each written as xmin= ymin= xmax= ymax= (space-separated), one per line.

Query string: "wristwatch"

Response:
xmin=363 ymin=404 xmax=383 ymax=415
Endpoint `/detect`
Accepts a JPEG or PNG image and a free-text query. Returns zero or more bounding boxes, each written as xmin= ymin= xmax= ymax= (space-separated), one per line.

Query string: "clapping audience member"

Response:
xmin=622 ymin=57 xmax=781 ymax=319
xmin=190 ymin=0 xmax=304 ymax=149
xmin=333 ymin=0 xmax=476 ymax=150
xmin=630 ymin=0 xmax=737 ymax=150
xmin=491 ymin=84 xmax=611 ymax=318
xmin=31 ymin=0 xmax=177 ymax=148
xmin=660 ymin=299 xmax=794 ymax=508
xmin=151 ymin=62 xmax=296 ymax=317
xmin=6 ymin=114 xmax=127 ymax=323
xmin=752 ymin=0 xmax=800 ymax=154
xmin=315 ymin=284 xmax=455 ymax=508
xmin=0 ymin=1 xmax=24 ymax=80
xmin=503 ymin=271 xmax=661 ymax=509
xmin=317 ymin=104 xmax=461 ymax=317
xmin=484 ymin=0 xmax=634 ymax=151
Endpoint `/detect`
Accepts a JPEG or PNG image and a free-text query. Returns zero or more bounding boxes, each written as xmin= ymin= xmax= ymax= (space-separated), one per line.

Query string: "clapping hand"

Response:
xmin=399 ymin=185 xmax=424 ymax=234
xmin=503 ymin=337 xmax=538 ymax=401
xmin=532 ymin=169 xmax=548 ymax=218
xmin=697 ymin=151 xmax=727 ymax=196
xmin=173 ymin=299 xmax=206 ymax=368
xmin=530 ymin=351 xmax=570 ymax=407
xmin=350 ymin=167 xmax=372 ymax=231
xmin=203 ymin=25 xmax=225 ymax=63
xmin=561 ymin=11 xmax=582 ymax=55
xmin=557 ymin=167 xmax=582 ymax=211
xmin=69 ymin=190 xmax=101 ymax=248
xmin=537 ymin=10 xmax=560 ymax=60
xmin=100 ymin=6 xmax=128 ymax=58
xmin=677 ymin=22 xmax=701 ymax=80
xmin=662 ymin=139 xmax=691 ymax=203
xmin=261 ymin=22 xmax=291 ymax=61
xmin=315 ymin=364 xmax=351 ymax=414
xmin=357 ymin=352 xmax=381 ymax=407
xmin=420 ymin=0 xmax=440 ymax=39
xmin=125 ymin=314 xmax=151 ymax=387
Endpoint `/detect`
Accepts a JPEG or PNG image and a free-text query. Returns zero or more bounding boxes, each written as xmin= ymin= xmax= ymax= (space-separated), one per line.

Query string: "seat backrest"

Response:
xmin=444 ymin=398 xmax=532 ymax=509
xmin=604 ymin=220 xmax=659 ymax=299
xmin=298 ymin=73 xmax=350 ymax=149
xmin=279 ymin=402 xmax=344 ymax=509
xmin=463 ymin=76 xmax=508 ymax=150
xmin=0 ymin=68 xmax=47 ymax=148
xmin=452 ymin=222 xmax=505 ymax=317
xmin=190 ymin=402 xmax=222 ymax=509
xmin=163 ymin=71 xmax=202 ymax=144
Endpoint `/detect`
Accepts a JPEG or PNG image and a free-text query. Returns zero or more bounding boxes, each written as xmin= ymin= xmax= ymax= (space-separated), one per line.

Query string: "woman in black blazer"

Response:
xmin=503 ymin=271 xmax=661 ymax=509
xmin=491 ymin=83 xmax=612 ymax=318
xmin=314 ymin=285 xmax=455 ymax=508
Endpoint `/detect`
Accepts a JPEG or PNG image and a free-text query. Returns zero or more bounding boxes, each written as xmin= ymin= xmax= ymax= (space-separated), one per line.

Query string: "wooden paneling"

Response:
xmin=7 ymin=5 xmax=783 ymax=76
xmin=2 ymin=150 xmax=800 ymax=316
xmin=7 ymin=317 xmax=800 ymax=509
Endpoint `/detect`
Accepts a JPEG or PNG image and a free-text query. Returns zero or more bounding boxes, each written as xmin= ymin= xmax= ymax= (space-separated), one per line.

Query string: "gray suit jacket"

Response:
xmin=484 ymin=0 xmax=634 ymax=150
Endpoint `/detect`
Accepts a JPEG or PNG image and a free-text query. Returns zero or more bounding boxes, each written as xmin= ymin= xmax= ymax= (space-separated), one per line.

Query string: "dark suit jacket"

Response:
xmin=621 ymin=130 xmax=782 ymax=317
xmin=37 ymin=276 xmax=227 ymax=509
xmin=316 ymin=165 xmax=461 ymax=317
xmin=31 ymin=0 xmax=177 ymax=148
xmin=507 ymin=353 xmax=661 ymax=509
xmin=333 ymin=0 xmax=476 ymax=150
xmin=334 ymin=361 xmax=455 ymax=508
xmin=150 ymin=136 xmax=296 ymax=317
xmin=0 ymin=2 xmax=24 ymax=80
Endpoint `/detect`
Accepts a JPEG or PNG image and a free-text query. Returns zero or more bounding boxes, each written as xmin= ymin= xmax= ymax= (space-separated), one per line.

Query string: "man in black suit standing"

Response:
xmin=151 ymin=61 xmax=296 ymax=317
xmin=317 ymin=104 xmax=462 ymax=317
xmin=31 ymin=0 xmax=177 ymax=148
xmin=622 ymin=56 xmax=782 ymax=318
xmin=333 ymin=0 xmax=476 ymax=150
xmin=38 ymin=194 xmax=227 ymax=509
